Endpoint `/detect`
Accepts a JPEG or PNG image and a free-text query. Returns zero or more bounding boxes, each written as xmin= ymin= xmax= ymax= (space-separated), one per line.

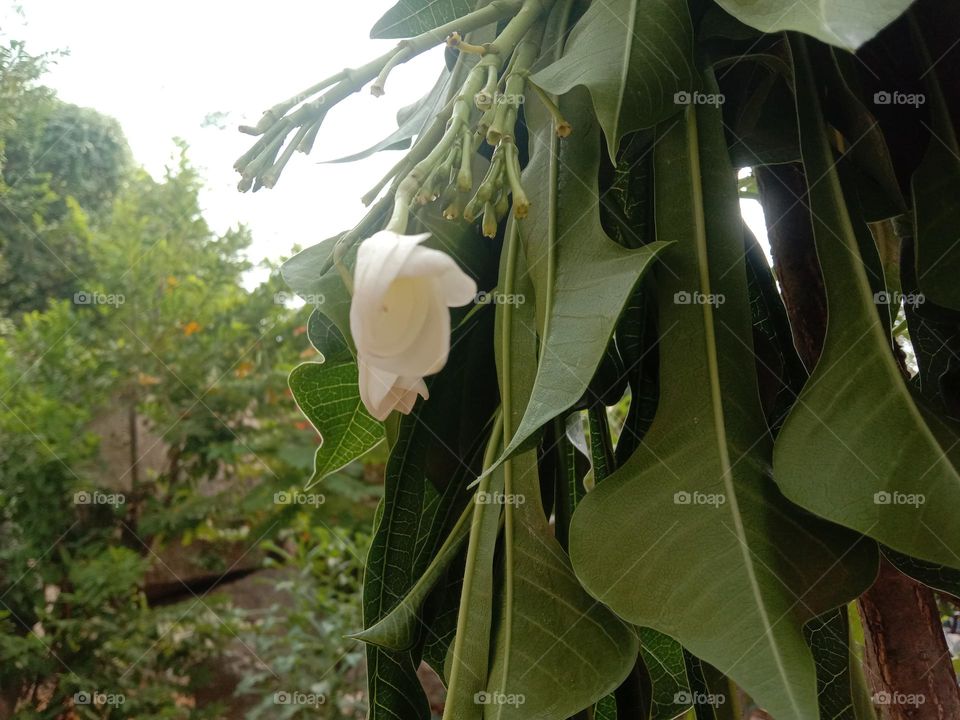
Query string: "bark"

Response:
xmin=859 ymin=560 xmax=960 ymax=719
xmin=757 ymin=163 xmax=960 ymax=720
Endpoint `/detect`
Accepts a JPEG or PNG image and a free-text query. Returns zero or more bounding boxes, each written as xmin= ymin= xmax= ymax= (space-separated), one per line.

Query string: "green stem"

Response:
xmin=443 ymin=409 xmax=503 ymax=717
xmin=496 ymin=214 xmax=523 ymax=706
xmin=236 ymin=0 xmax=527 ymax=184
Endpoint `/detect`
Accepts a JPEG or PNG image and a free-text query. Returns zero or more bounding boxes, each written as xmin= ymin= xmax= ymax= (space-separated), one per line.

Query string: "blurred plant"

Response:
xmin=232 ymin=518 xmax=370 ymax=720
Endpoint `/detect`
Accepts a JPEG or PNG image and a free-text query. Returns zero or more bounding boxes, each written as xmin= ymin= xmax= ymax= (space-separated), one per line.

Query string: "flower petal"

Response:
xmin=350 ymin=231 xmax=431 ymax=353
xmin=363 ymin=281 xmax=451 ymax=378
xmin=396 ymin=244 xmax=478 ymax=307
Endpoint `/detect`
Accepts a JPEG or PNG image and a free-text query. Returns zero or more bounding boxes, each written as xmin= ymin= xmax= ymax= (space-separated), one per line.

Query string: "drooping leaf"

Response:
xmin=713 ymin=0 xmax=914 ymax=50
xmin=361 ymin=311 xmax=498 ymax=720
xmin=288 ymin=361 xmax=384 ymax=489
xmin=569 ymin=89 xmax=877 ymax=720
xmin=352 ymin=502 xmax=472 ymax=650
xmin=773 ymin=36 xmax=960 ymax=570
xmin=531 ymin=0 xmax=696 ymax=161
xmin=488 ymin=87 xmax=670 ymax=471
xmin=371 ymin=0 xmax=475 ymax=39
xmin=485 ymin=448 xmax=639 ymax=720
xmin=470 ymin=212 xmax=639 ymax=719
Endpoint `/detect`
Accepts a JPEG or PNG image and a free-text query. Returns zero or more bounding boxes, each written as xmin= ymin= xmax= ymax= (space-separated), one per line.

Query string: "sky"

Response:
xmin=4 ymin=0 xmax=769 ymax=283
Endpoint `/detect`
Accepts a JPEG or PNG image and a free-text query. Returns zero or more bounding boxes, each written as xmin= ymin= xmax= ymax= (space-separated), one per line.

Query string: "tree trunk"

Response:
xmin=757 ymin=163 xmax=960 ymax=720
xmin=859 ymin=559 xmax=960 ymax=719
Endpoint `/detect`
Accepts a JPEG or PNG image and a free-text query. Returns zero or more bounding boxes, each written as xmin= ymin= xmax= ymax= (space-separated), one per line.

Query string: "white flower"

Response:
xmin=350 ymin=231 xmax=476 ymax=420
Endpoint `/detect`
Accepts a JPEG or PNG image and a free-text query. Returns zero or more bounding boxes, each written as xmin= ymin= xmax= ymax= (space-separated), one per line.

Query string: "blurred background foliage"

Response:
xmin=0 ymin=34 xmax=382 ymax=719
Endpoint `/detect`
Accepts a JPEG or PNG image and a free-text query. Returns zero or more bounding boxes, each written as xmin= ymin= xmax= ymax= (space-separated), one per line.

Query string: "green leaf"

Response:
xmin=489 ymin=87 xmax=670 ymax=471
xmin=351 ymin=502 xmax=472 ymax=650
xmin=569 ymin=91 xmax=877 ymax=720
xmin=307 ymin=308 xmax=351 ymax=364
xmin=485 ymin=449 xmax=639 ymax=720
xmin=281 ymin=234 xmax=340 ymax=300
xmin=773 ymin=36 xmax=960 ymax=570
xmin=805 ymin=609 xmax=858 ymax=720
xmin=593 ymin=694 xmax=619 ymax=720
xmin=288 ymin=362 xmax=384 ymax=490
xmin=531 ymin=0 xmax=696 ymax=161
xmin=371 ymin=0 xmax=475 ymax=39
xmin=713 ymin=0 xmax=913 ymax=50
xmin=460 ymin=211 xmax=638 ymax=719
xmin=437 ymin=463 xmax=504 ymax=717
xmin=639 ymin=627 xmax=695 ymax=720
xmin=883 ymin=546 xmax=960 ymax=596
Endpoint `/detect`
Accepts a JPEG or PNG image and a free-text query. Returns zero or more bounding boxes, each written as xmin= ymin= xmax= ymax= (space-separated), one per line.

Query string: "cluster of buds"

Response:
xmin=234 ymin=0 xmax=570 ymax=241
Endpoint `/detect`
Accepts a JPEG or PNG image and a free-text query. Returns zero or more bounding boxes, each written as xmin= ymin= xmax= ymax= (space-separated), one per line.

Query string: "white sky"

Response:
xmin=4 ymin=0 xmax=769 ymax=282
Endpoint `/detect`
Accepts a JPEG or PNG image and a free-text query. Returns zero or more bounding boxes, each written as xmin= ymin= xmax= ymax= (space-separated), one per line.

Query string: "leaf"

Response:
xmin=639 ymin=627 xmax=695 ymax=720
xmin=805 ymin=609 xmax=858 ymax=720
xmin=461 ymin=214 xmax=639 ymax=719
xmin=713 ymin=0 xmax=914 ymax=50
xmin=593 ymin=694 xmax=619 ymax=720
xmin=281 ymin=234 xmax=340 ymax=299
xmin=485 ymin=450 xmax=639 ymax=720
xmin=488 ymin=87 xmax=670 ymax=472
xmin=320 ymin=67 xmax=453 ymax=164
xmin=531 ymin=0 xmax=696 ymax=161
xmin=568 ymin=90 xmax=877 ymax=720
xmin=363 ymin=417 xmax=440 ymax=720
xmin=883 ymin=546 xmax=960 ymax=596
xmin=911 ymin=23 xmax=960 ymax=311
xmin=307 ymin=308 xmax=351 ymax=364
xmin=289 ymin=361 xmax=384 ymax=490
xmin=351 ymin=501 xmax=472 ymax=651
xmin=437 ymin=465 xmax=504 ymax=717
xmin=772 ymin=36 xmax=960 ymax=570
xmin=371 ymin=0 xmax=475 ymax=39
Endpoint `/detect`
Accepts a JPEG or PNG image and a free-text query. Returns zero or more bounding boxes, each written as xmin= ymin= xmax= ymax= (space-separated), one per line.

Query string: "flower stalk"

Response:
xmin=234 ymin=0 xmax=530 ymax=190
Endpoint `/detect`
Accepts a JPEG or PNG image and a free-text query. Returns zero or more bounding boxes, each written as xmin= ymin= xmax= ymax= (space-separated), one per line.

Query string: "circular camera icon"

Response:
xmin=274 ymin=691 xmax=292 ymax=704
xmin=74 ymin=691 xmax=92 ymax=705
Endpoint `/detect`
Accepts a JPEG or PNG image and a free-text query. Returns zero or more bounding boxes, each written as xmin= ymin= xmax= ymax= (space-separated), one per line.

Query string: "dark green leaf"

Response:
xmin=531 ymin=0 xmax=696 ymax=161
xmin=570 ymin=88 xmax=877 ymax=720
xmin=773 ymin=36 xmax=960 ymax=570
